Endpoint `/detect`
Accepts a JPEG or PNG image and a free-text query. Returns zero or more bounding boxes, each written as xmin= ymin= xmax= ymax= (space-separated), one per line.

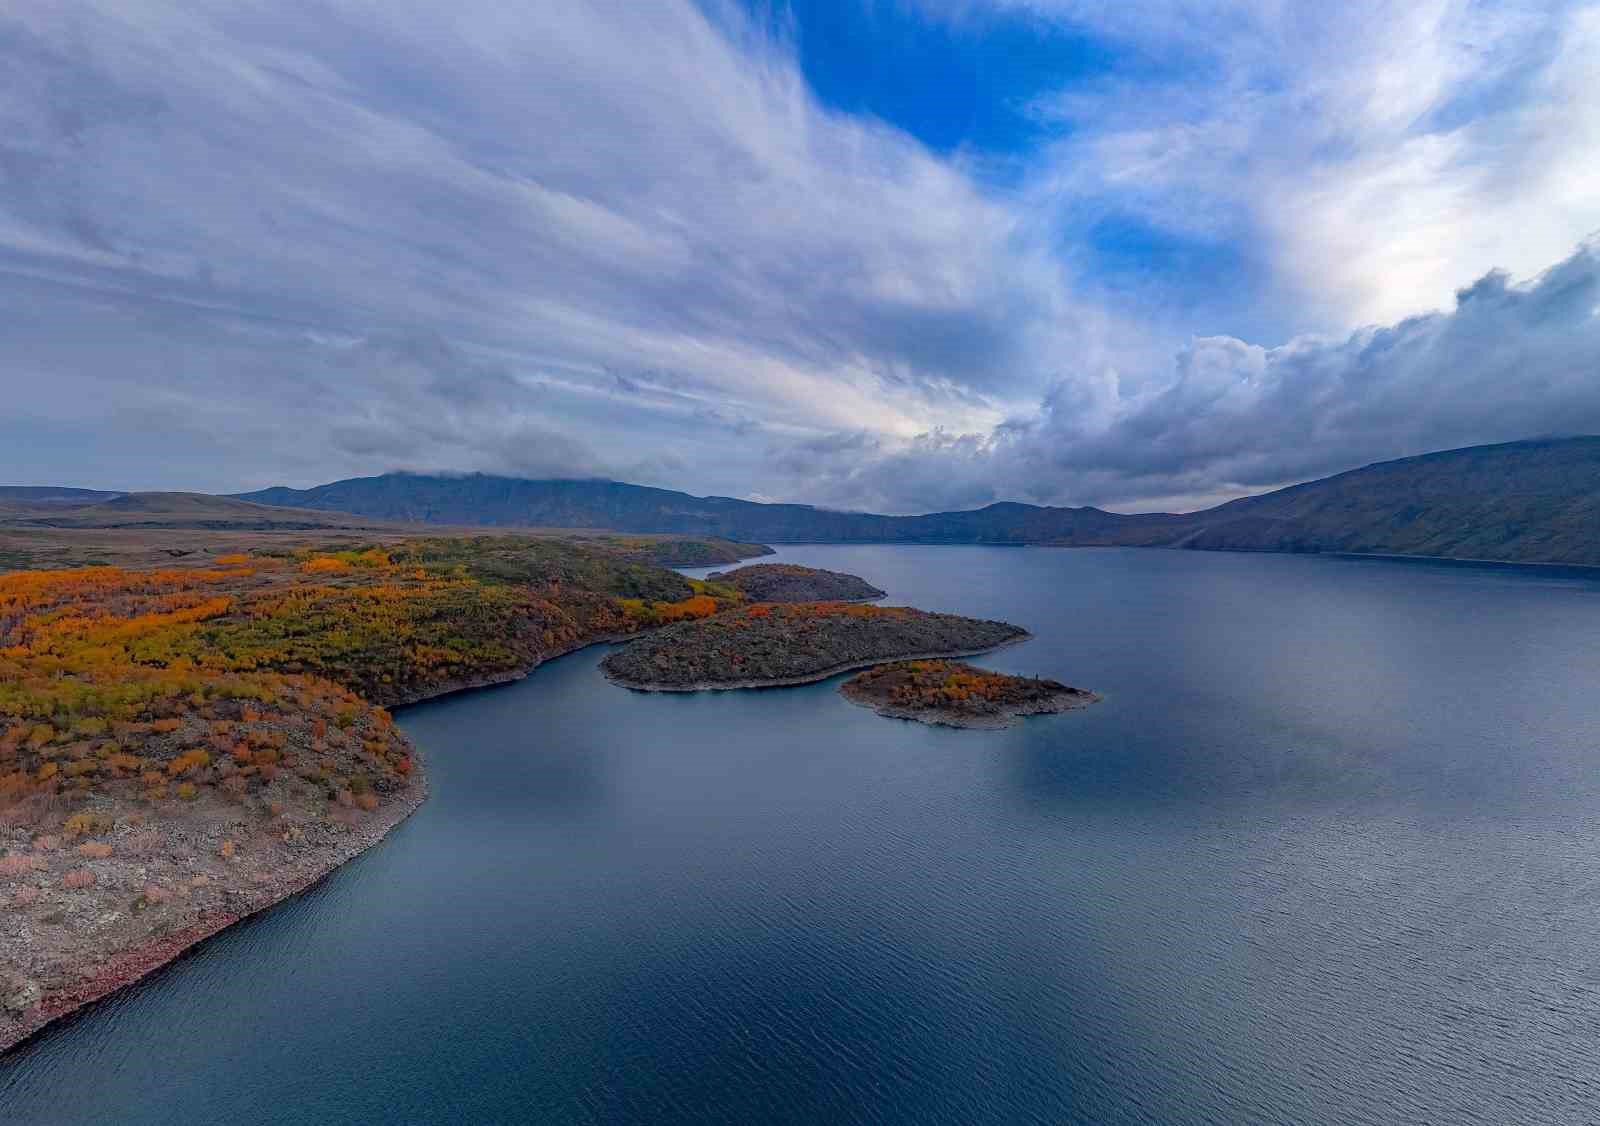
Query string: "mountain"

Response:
xmin=234 ymin=438 xmax=1600 ymax=565
xmin=0 ymin=491 xmax=395 ymax=531
xmin=237 ymin=474 xmax=1166 ymax=544
xmin=1154 ymin=437 xmax=1600 ymax=562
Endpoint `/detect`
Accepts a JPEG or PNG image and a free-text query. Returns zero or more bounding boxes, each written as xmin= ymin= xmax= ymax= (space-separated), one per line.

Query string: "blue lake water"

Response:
xmin=5 ymin=545 xmax=1600 ymax=1124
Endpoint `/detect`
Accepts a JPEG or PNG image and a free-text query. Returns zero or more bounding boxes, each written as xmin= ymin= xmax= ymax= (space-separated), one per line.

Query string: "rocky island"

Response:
xmin=601 ymin=602 xmax=1028 ymax=690
xmin=840 ymin=660 xmax=1099 ymax=729
xmin=703 ymin=562 xmax=885 ymax=603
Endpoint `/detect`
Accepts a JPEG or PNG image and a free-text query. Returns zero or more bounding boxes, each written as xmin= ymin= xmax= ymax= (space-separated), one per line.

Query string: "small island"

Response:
xmin=840 ymin=660 xmax=1099 ymax=729
xmin=601 ymin=602 xmax=1028 ymax=690
xmin=703 ymin=563 xmax=885 ymax=603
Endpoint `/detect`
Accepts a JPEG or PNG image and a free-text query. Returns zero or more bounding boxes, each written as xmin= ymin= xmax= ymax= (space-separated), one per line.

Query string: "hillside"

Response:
xmin=1158 ymin=438 xmax=1600 ymax=564
xmin=234 ymin=437 xmax=1600 ymax=566
xmin=0 ymin=491 xmax=391 ymax=532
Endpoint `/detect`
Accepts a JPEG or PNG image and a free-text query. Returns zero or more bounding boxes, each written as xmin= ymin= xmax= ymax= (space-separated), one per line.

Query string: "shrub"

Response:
xmin=77 ymin=841 xmax=113 ymax=859
xmin=64 ymin=811 xmax=113 ymax=838
xmin=62 ymin=868 xmax=96 ymax=889
xmin=166 ymin=749 xmax=211 ymax=778
xmin=125 ymin=830 xmax=162 ymax=856
xmin=0 ymin=853 xmax=43 ymax=876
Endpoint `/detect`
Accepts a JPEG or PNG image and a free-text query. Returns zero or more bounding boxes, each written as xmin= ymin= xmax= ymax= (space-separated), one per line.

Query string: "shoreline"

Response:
xmin=2 ymin=630 xmax=643 ymax=1058
xmin=3 ymin=620 xmax=1031 ymax=1054
xmin=384 ymin=630 xmax=638 ymax=709
xmin=2 ymin=776 xmax=428 ymax=1056
xmin=602 ymin=633 xmax=1032 ymax=693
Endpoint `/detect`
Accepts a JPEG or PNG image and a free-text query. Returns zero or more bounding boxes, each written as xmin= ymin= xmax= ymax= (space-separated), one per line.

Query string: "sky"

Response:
xmin=3 ymin=0 xmax=1599 ymax=514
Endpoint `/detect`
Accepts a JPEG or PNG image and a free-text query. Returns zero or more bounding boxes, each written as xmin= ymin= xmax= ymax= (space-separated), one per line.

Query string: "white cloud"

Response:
xmin=1007 ymin=0 xmax=1600 ymax=328
xmin=1 ymin=0 xmax=1597 ymax=514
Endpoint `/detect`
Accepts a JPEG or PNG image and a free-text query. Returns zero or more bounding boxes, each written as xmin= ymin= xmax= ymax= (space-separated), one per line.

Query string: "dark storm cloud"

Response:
xmin=807 ymin=243 xmax=1600 ymax=512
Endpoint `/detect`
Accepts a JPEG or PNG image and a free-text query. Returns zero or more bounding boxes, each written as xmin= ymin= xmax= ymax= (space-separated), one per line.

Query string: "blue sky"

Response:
xmin=2 ymin=1 xmax=1599 ymax=512
xmin=744 ymin=1 xmax=1114 ymax=156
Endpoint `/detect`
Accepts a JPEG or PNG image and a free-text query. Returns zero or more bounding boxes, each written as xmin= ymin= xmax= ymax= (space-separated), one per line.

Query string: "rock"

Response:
xmin=3 ymin=978 xmax=41 ymax=1015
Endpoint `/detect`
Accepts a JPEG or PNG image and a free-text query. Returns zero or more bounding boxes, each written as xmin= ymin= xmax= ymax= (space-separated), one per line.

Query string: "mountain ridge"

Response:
xmin=15 ymin=436 xmax=1600 ymax=566
xmin=230 ymin=437 xmax=1600 ymax=566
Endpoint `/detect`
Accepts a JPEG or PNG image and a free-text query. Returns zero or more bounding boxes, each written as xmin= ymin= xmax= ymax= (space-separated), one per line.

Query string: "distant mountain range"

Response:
xmin=231 ymin=437 xmax=1600 ymax=566
xmin=5 ymin=437 xmax=1596 ymax=565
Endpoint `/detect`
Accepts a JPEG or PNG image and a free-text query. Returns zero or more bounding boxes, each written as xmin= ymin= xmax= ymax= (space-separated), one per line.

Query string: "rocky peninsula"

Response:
xmin=601 ymin=602 xmax=1028 ymax=690
xmin=704 ymin=563 xmax=885 ymax=603
xmin=840 ymin=660 xmax=1099 ymax=729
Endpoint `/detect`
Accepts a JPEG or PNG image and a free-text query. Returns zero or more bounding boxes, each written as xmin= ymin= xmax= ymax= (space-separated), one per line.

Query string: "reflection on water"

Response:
xmin=6 ymin=546 xmax=1600 ymax=1124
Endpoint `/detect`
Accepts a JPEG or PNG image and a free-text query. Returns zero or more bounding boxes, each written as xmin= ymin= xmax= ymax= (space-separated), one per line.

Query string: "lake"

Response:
xmin=5 ymin=545 xmax=1600 ymax=1124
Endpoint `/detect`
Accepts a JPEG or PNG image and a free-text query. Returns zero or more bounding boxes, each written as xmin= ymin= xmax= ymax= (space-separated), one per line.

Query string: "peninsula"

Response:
xmin=704 ymin=562 xmax=885 ymax=603
xmin=840 ymin=660 xmax=1099 ymax=729
xmin=601 ymin=602 xmax=1028 ymax=691
xmin=0 ymin=532 xmax=766 ymax=1052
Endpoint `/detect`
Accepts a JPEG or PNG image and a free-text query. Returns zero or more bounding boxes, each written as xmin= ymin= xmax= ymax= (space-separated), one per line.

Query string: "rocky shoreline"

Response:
xmin=1 ymin=625 xmax=651 ymax=1057
xmin=2 ymin=778 xmax=426 ymax=1054
xmin=605 ymin=636 xmax=1030 ymax=692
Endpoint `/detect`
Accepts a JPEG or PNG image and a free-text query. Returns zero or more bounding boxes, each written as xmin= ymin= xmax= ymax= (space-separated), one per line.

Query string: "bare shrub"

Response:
xmin=0 ymin=853 xmax=43 ymax=876
xmin=0 ymin=794 xmax=53 ymax=830
xmin=62 ymin=868 xmax=96 ymax=890
xmin=125 ymin=830 xmax=163 ymax=857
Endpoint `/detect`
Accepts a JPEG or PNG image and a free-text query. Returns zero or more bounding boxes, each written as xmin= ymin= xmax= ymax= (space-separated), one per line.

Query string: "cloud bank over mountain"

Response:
xmin=2 ymin=1 xmax=1597 ymax=511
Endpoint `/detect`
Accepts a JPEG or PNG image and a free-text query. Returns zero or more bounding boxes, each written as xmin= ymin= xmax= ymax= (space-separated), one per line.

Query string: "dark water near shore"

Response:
xmin=7 ymin=546 xmax=1600 ymax=1124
